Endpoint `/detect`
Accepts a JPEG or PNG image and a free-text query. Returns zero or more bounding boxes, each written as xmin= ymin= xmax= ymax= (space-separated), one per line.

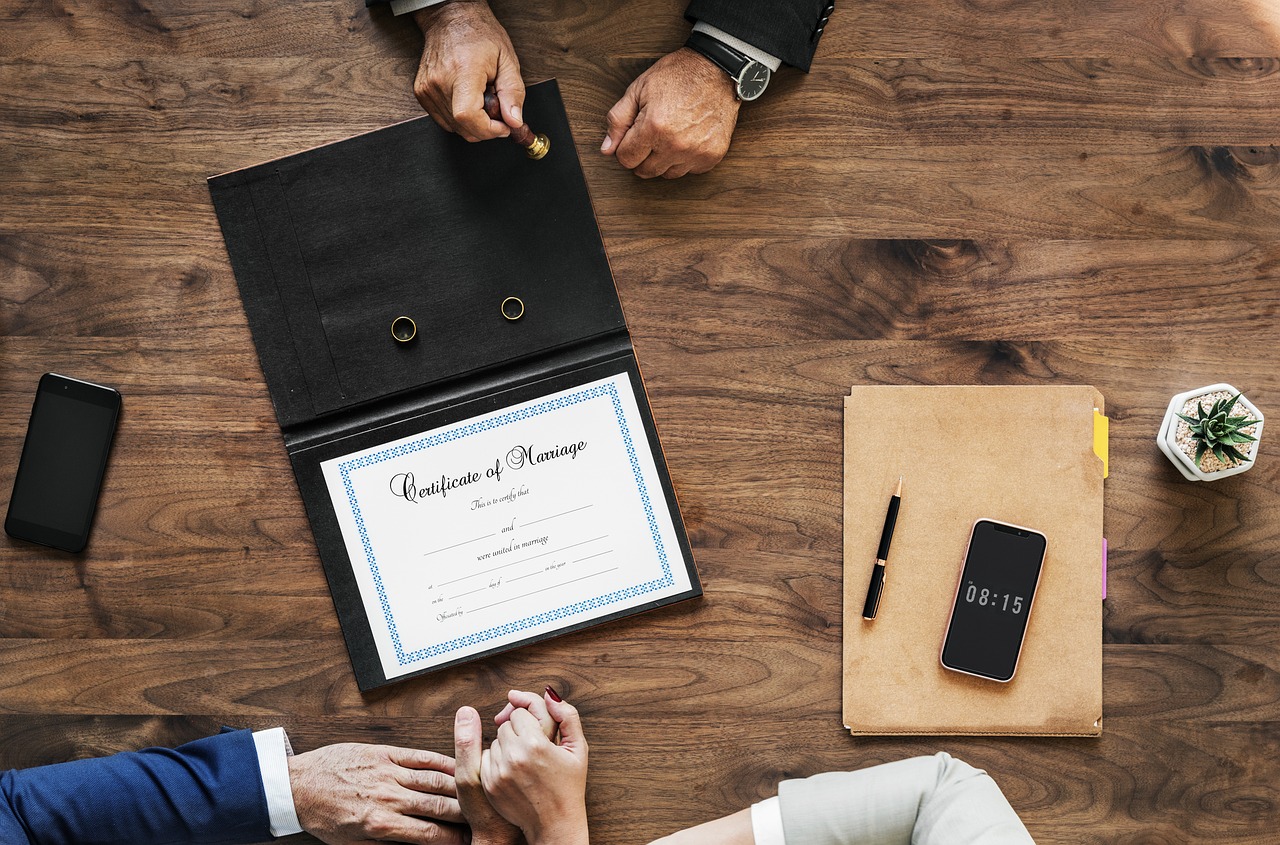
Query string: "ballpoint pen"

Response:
xmin=862 ymin=476 xmax=902 ymax=620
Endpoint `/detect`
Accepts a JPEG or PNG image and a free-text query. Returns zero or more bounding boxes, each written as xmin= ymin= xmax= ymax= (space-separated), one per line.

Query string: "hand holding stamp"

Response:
xmin=484 ymin=89 xmax=550 ymax=159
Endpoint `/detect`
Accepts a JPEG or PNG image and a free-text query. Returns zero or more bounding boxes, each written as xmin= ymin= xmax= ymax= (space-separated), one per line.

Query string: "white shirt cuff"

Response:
xmin=253 ymin=728 xmax=303 ymax=838
xmin=391 ymin=0 xmax=448 ymax=15
xmin=751 ymin=795 xmax=787 ymax=845
xmin=691 ymin=22 xmax=783 ymax=72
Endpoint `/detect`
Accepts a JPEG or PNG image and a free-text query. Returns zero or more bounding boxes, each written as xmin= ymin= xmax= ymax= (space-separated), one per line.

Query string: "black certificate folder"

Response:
xmin=209 ymin=80 xmax=700 ymax=691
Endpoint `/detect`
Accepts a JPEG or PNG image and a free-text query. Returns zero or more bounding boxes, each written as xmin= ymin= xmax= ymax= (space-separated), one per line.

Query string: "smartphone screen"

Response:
xmin=5 ymin=373 xmax=121 ymax=553
xmin=940 ymin=519 xmax=1047 ymax=682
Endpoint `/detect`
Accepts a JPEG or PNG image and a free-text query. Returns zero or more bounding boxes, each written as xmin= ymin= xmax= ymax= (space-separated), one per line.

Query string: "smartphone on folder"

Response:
xmin=940 ymin=519 xmax=1047 ymax=682
xmin=5 ymin=373 xmax=121 ymax=553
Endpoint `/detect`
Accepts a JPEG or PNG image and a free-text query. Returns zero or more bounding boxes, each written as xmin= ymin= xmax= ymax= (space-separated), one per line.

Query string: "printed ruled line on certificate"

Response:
xmin=522 ymin=505 xmax=593 ymax=528
xmin=470 ymin=567 xmax=620 ymax=614
xmin=509 ymin=550 xmax=613 ymax=584
xmin=438 ymin=535 xmax=609 ymax=587
xmin=424 ymin=533 xmax=496 ymax=557
xmin=449 ymin=584 xmax=490 ymax=601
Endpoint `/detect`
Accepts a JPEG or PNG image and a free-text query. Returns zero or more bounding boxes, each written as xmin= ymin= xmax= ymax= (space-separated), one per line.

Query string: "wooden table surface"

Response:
xmin=3 ymin=2 xmax=1279 ymax=842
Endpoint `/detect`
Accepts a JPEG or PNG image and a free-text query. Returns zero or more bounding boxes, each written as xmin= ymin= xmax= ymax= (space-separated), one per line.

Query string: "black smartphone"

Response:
xmin=5 ymin=373 xmax=122 ymax=553
xmin=940 ymin=519 xmax=1047 ymax=682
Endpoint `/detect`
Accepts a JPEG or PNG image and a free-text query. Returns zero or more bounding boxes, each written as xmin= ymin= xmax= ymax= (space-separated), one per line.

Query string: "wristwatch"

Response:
xmin=684 ymin=30 xmax=771 ymax=101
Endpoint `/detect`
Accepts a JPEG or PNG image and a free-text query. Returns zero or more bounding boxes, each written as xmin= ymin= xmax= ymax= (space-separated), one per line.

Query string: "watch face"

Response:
xmin=736 ymin=61 xmax=771 ymax=101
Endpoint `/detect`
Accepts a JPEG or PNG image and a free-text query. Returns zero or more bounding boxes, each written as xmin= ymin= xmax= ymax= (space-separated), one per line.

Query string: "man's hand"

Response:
xmin=413 ymin=0 xmax=524 ymax=142
xmin=455 ymin=706 xmax=523 ymax=845
xmin=288 ymin=743 xmax=466 ymax=845
xmin=602 ymin=47 xmax=741 ymax=179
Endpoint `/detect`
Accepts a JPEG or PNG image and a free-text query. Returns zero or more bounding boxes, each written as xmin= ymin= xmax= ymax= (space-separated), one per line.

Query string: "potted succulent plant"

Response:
xmin=1156 ymin=383 xmax=1264 ymax=481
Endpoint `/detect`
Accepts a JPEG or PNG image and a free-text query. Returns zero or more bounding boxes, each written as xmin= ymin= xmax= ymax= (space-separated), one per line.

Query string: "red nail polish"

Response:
xmin=545 ymin=685 xmax=562 ymax=702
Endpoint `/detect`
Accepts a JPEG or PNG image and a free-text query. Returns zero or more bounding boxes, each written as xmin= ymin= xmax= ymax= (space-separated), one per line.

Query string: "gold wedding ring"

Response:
xmin=501 ymin=297 xmax=525 ymax=321
xmin=391 ymin=316 xmax=417 ymax=343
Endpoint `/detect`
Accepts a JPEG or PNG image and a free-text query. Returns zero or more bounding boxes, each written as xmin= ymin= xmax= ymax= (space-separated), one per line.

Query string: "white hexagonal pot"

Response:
xmin=1156 ymin=383 xmax=1264 ymax=481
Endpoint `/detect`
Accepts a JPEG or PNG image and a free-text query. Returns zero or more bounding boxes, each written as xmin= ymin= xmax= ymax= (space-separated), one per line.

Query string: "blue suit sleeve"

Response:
xmin=0 ymin=729 xmax=273 ymax=845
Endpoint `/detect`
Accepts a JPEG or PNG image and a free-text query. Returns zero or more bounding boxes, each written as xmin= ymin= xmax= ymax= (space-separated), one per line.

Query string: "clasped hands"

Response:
xmin=288 ymin=688 xmax=588 ymax=845
xmin=412 ymin=0 xmax=740 ymax=179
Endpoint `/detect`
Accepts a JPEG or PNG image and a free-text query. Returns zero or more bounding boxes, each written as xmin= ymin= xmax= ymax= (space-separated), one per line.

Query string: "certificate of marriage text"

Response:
xmin=320 ymin=372 xmax=693 ymax=679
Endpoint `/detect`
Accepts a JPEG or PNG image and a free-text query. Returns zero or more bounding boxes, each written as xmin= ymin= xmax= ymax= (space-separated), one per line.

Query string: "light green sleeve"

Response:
xmin=776 ymin=753 xmax=1035 ymax=845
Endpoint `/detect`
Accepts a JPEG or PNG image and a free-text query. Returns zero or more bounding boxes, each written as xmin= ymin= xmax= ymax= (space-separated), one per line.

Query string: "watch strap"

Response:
xmin=685 ymin=30 xmax=750 ymax=80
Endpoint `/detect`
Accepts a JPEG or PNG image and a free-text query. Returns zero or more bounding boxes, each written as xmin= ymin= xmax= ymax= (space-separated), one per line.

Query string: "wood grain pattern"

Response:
xmin=7 ymin=139 xmax=1280 ymax=240
xmin=5 ymin=58 xmax=1280 ymax=143
xmin=3 ymin=0 xmax=1280 ymax=842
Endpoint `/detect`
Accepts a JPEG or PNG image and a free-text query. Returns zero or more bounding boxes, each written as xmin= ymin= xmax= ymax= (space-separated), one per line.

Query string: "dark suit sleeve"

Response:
xmin=0 ymin=729 xmax=273 ymax=845
xmin=685 ymin=0 xmax=834 ymax=71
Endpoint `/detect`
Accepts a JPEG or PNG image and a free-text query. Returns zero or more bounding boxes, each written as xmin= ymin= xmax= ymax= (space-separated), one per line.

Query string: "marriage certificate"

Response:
xmin=320 ymin=372 xmax=695 ymax=680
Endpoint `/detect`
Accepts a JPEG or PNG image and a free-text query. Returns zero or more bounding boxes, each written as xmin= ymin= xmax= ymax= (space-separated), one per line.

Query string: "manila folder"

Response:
xmin=842 ymin=386 xmax=1104 ymax=736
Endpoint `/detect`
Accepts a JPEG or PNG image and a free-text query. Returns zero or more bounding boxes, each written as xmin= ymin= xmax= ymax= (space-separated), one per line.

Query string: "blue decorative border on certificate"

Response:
xmin=337 ymin=377 xmax=674 ymax=666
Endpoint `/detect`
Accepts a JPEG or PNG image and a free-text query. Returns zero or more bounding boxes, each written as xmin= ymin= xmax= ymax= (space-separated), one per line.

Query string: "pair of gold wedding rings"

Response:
xmin=392 ymin=297 xmax=525 ymax=343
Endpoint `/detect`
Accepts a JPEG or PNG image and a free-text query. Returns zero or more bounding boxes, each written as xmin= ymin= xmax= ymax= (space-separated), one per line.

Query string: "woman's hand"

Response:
xmin=482 ymin=688 xmax=590 ymax=845
xmin=646 ymin=808 xmax=755 ymax=845
xmin=454 ymin=689 xmax=560 ymax=845
xmin=493 ymin=688 xmax=557 ymax=741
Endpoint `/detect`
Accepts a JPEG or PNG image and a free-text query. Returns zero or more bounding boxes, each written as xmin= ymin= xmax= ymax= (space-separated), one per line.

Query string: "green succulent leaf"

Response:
xmin=1220 ymin=444 xmax=1248 ymax=464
